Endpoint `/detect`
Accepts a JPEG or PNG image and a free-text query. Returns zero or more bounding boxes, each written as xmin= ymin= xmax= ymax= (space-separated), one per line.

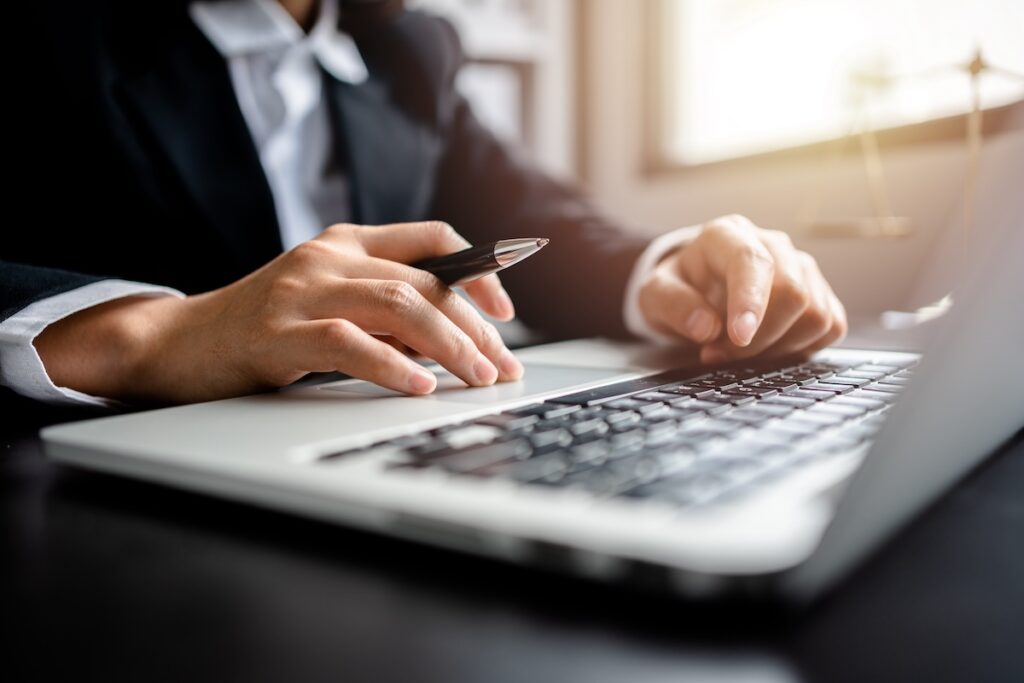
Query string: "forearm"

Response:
xmin=0 ymin=270 xmax=185 ymax=406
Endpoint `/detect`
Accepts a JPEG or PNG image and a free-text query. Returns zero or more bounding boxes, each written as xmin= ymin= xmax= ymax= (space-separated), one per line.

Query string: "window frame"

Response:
xmin=641 ymin=0 xmax=1024 ymax=176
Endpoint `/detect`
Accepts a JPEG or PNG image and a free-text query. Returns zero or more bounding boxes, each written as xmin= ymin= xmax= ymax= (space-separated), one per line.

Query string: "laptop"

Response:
xmin=40 ymin=194 xmax=1022 ymax=602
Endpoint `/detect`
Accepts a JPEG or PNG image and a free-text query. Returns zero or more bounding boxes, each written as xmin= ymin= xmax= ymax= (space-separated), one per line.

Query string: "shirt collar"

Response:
xmin=190 ymin=0 xmax=368 ymax=83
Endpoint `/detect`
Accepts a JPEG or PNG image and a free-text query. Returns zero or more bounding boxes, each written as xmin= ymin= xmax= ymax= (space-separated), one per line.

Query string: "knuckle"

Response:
xmin=324 ymin=223 xmax=355 ymax=237
xmin=804 ymin=304 xmax=832 ymax=336
xmin=378 ymin=280 xmax=420 ymax=313
xmin=769 ymin=229 xmax=794 ymax=247
xmin=449 ymin=328 xmax=478 ymax=361
xmin=798 ymin=250 xmax=821 ymax=272
xmin=268 ymin=274 xmax=305 ymax=301
xmin=742 ymin=242 xmax=774 ymax=269
xmin=320 ymin=319 xmax=355 ymax=348
xmin=289 ymin=239 xmax=332 ymax=266
xmin=427 ymin=220 xmax=461 ymax=244
xmin=476 ymin=319 xmax=502 ymax=350
xmin=775 ymin=276 xmax=810 ymax=310
xmin=419 ymin=273 xmax=450 ymax=302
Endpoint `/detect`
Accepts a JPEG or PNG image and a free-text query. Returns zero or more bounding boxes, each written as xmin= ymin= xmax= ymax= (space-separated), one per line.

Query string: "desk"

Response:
xmin=3 ymin=402 xmax=1022 ymax=683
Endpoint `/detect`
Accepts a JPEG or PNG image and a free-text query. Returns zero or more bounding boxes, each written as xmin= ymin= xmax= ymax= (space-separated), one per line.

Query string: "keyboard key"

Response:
xmin=603 ymin=398 xmax=644 ymax=411
xmin=530 ymin=429 xmax=573 ymax=451
xmin=790 ymin=388 xmax=841 ymax=401
xmin=722 ymin=408 xmax=774 ymax=424
xmin=569 ymin=418 xmax=610 ymax=437
xmin=663 ymin=407 xmax=708 ymax=422
xmin=706 ymin=393 xmax=756 ymax=406
xmin=634 ymin=391 xmax=680 ymax=402
xmin=876 ymin=377 xmax=909 ymax=386
xmin=855 ymin=364 xmax=901 ymax=374
xmin=743 ymin=403 xmax=795 ymax=417
xmin=486 ymin=452 xmax=571 ymax=483
xmin=753 ymin=379 xmax=799 ymax=392
xmin=433 ymin=439 xmax=533 ymax=473
xmin=830 ymin=396 xmax=887 ymax=411
xmin=807 ymin=403 xmax=865 ymax=418
xmin=864 ymin=383 xmax=903 ymax=394
xmin=569 ymin=441 xmax=612 ymax=466
xmin=511 ymin=403 xmax=581 ymax=419
xmin=803 ymin=382 xmax=854 ymax=394
xmin=761 ymin=395 xmax=817 ymax=409
xmin=777 ymin=373 xmax=818 ymax=385
xmin=845 ymin=370 xmax=886 ymax=380
xmin=664 ymin=385 xmax=718 ymax=399
xmin=547 ymin=368 xmax=707 ymax=406
xmin=773 ymin=419 xmax=828 ymax=435
xmin=685 ymin=399 xmax=734 ymax=415
xmin=850 ymin=388 xmax=900 ymax=403
xmin=474 ymin=413 xmax=539 ymax=431
xmin=722 ymin=386 xmax=779 ymax=399
xmin=602 ymin=410 xmax=641 ymax=426
xmin=633 ymin=471 xmax=732 ymax=506
xmin=820 ymin=376 xmax=872 ymax=387
xmin=789 ymin=411 xmax=845 ymax=426
xmin=692 ymin=378 xmax=741 ymax=389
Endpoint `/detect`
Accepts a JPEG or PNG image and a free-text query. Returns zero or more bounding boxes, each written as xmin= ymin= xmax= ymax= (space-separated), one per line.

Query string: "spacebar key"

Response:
xmin=548 ymin=369 xmax=702 ymax=406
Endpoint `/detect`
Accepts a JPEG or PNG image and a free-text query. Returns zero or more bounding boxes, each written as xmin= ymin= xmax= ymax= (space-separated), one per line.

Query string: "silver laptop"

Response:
xmin=41 ymin=198 xmax=1022 ymax=602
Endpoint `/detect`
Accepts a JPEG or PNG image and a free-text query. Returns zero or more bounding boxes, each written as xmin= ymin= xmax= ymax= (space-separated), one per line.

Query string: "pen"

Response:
xmin=411 ymin=238 xmax=550 ymax=286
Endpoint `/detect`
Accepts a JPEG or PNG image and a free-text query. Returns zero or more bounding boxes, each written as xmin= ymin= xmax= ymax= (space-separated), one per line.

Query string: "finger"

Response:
xmin=697 ymin=243 xmax=812 ymax=363
xmin=349 ymin=222 xmax=515 ymax=321
xmin=373 ymin=335 xmax=414 ymax=356
xmin=351 ymin=221 xmax=470 ymax=263
xmin=463 ymin=274 xmax=515 ymax=322
xmin=682 ymin=218 xmax=775 ymax=346
xmin=753 ymin=260 xmax=848 ymax=360
xmin=731 ymin=232 xmax=812 ymax=350
xmin=805 ymin=290 xmax=848 ymax=354
xmin=308 ymin=278 xmax=502 ymax=387
xmin=330 ymin=258 xmax=522 ymax=381
xmin=638 ymin=264 xmax=722 ymax=344
xmin=292 ymin=319 xmax=437 ymax=395
xmin=766 ymin=254 xmax=835 ymax=356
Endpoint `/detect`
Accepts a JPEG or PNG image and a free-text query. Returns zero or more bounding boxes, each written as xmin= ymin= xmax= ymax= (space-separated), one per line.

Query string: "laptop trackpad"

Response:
xmin=321 ymin=363 xmax=631 ymax=405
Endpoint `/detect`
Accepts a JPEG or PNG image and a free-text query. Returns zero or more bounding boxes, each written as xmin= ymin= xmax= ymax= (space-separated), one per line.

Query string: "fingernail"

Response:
xmin=702 ymin=348 xmax=728 ymax=365
xmin=408 ymin=368 xmax=436 ymax=394
xmin=496 ymin=288 xmax=515 ymax=320
xmin=498 ymin=349 xmax=523 ymax=380
xmin=472 ymin=353 xmax=498 ymax=385
xmin=732 ymin=311 xmax=758 ymax=346
xmin=686 ymin=309 xmax=715 ymax=343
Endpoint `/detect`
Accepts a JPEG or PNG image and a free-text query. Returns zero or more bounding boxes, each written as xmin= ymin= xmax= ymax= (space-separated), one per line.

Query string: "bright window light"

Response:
xmin=661 ymin=0 xmax=1024 ymax=164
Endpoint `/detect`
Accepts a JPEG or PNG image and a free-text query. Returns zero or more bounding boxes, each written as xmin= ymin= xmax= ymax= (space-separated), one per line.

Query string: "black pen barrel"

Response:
xmin=412 ymin=244 xmax=500 ymax=286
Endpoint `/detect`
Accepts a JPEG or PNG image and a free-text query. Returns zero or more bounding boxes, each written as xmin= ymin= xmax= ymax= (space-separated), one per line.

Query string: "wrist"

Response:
xmin=33 ymin=295 xmax=190 ymax=402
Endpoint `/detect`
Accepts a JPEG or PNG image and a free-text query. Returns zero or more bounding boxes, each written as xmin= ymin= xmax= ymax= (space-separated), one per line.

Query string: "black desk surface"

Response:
xmin=4 ymin=405 xmax=1022 ymax=683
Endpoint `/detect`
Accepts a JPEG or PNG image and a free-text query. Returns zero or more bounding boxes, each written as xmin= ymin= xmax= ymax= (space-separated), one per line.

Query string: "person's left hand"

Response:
xmin=637 ymin=214 xmax=847 ymax=364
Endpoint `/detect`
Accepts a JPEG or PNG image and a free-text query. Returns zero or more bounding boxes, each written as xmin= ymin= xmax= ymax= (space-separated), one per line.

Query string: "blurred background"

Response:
xmin=412 ymin=0 xmax=1024 ymax=322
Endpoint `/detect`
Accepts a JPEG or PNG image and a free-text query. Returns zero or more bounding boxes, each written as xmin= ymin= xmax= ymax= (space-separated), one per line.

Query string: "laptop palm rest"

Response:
xmin=320 ymin=363 xmax=630 ymax=405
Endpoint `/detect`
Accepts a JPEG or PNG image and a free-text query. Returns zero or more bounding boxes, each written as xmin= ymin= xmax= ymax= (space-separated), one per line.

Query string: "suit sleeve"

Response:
xmin=0 ymin=261 xmax=105 ymax=323
xmin=392 ymin=16 xmax=648 ymax=341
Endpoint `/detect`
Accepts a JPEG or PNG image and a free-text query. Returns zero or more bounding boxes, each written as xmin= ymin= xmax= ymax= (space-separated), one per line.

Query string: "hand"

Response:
xmin=637 ymin=215 xmax=847 ymax=364
xmin=35 ymin=222 xmax=523 ymax=403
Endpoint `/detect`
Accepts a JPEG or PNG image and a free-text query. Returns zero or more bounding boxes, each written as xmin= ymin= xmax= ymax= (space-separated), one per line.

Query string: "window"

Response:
xmin=658 ymin=0 xmax=1024 ymax=165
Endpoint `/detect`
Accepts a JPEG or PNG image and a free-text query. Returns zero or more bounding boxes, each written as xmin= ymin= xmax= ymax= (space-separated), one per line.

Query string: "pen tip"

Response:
xmin=537 ymin=238 xmax=549 ymax=247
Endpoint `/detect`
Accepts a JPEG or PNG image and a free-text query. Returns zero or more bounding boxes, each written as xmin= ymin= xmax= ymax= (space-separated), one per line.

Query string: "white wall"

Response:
xmin=578 ymin=0 xmax=1024 ymax=315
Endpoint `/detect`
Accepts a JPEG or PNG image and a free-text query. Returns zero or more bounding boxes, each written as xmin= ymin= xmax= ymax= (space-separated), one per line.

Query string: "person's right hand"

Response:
xmin=34 ymin=222 xmax=524 ymax=404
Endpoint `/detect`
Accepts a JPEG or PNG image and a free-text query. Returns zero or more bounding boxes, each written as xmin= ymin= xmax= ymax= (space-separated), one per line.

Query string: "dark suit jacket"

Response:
xmin=2 ymin=2 xmax=649 ymax=355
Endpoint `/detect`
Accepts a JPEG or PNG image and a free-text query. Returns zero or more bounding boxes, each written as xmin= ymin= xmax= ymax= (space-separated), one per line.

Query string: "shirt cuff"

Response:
xmin=0 ymin=280 xmax=184 ymax=407
xmin=622 ymin=225 xmax=703 ymax=344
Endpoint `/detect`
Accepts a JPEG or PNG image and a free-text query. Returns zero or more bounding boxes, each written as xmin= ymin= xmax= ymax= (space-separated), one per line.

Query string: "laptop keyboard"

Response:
xmin=321 ymin=359 xmax=915 ymax=508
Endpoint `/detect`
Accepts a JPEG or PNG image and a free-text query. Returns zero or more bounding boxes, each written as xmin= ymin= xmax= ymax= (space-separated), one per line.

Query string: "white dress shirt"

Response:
xmin=0 ymin=0 xmax=694 ymax=406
